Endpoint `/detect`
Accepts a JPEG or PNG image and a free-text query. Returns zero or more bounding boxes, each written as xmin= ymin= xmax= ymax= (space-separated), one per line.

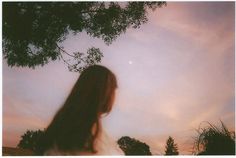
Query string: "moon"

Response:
xmin=128 ymin=61 xmax=133 ymax=65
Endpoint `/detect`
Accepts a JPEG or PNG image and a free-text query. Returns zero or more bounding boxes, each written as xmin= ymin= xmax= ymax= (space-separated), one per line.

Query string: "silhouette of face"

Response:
xmin=99 ymin=88 xmax=116 ymax=117
xmin=109 ymin=89 xmax=116 ymax=108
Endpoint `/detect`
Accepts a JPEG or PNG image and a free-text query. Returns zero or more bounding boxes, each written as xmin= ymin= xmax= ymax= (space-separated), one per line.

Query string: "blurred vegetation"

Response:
xmin=11 ymin=120 xmax=235 ymax=155
xmin=164 ymin=136 xmax=179 ymax=155
xmin=117 ymin=136 xmax=152 ymax=155
xmin=193 ymin=121 xmax=235 ymax=155
xmin=17 ymin=129 xmax=44 ymax=155
xmin=3 ymin=2 xmax=166 ymax=72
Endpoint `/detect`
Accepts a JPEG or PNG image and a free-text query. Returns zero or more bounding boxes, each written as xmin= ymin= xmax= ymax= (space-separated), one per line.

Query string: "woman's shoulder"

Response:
xmin=44 ymin=146 xmax=93 ymax=156
xmin=44 ymin=129 xmax=124 ymax=156
xmin=94 ymin=128 xmax=124 ymax=155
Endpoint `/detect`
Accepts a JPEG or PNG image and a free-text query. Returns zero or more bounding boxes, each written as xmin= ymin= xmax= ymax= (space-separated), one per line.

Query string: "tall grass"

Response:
xmin=193 ymin=121 xmax=235 ymax=155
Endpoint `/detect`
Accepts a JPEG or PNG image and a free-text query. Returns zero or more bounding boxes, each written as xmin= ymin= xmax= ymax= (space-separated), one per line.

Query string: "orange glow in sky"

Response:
xmin=3 ymin=2 xmax=235 ymax=155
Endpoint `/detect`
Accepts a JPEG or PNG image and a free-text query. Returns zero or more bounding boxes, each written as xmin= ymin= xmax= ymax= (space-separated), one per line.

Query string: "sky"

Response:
xmin=2 ymin=2 xmax=235 ymax=155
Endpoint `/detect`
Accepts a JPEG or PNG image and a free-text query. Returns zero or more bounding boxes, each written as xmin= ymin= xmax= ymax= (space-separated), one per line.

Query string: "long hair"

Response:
xmin=39 ymin=65 xmax=117 ymax=154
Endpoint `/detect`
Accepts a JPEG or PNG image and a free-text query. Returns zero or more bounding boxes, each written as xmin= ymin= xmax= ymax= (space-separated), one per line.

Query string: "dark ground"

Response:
xmin=2 ymin=147 xmax=34 ymax=156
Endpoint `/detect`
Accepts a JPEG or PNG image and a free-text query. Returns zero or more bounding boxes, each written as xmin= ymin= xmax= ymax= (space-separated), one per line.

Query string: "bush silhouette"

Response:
xmin=193 ymin=121 xmax=235 ymax=155
xmin=17 ymin=129 xmax=45 ymax=155
xmin=117 ymin=136 xmax=152 ymax=155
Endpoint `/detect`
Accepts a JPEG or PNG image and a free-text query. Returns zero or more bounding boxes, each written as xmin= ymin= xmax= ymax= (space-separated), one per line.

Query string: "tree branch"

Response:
xmin=59 ymin=52 xmax=71 ymax=66
xmin=56 ymin=44 xmax=75 ymax=58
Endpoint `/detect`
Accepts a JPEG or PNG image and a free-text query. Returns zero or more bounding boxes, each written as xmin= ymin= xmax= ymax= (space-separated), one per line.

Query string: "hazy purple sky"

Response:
xmin=3 ymin=2 xmax=235 ymax=155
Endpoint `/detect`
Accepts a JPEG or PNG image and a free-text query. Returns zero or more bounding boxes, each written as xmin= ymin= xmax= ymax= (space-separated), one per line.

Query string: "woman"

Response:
xmin=38 ymin=65 xmax=123 ymax=155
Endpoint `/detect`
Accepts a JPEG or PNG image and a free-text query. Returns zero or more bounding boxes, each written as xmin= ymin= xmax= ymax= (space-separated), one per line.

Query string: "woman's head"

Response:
xmin=75 ymin=65 xmax=117 ymax=115
xmin=40 ymin=65 xmax=117 ymax=154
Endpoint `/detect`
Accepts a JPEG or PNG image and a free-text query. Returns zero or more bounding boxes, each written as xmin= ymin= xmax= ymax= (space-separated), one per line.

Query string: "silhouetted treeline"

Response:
xmin=17 ymin=129 xmax=44 ymax=155
xmin=16 ymin=120 xmax=235 ymax=155
xmin=117 ymin=136 xmax=152 ymax=155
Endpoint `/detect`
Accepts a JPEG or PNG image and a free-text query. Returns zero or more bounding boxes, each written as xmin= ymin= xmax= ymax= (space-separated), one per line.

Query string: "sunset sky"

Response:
xmin=3 ymin=2 xmax=235 ymax=155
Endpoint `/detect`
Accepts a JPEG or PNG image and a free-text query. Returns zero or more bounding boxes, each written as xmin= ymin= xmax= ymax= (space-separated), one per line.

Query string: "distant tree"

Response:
xmin=165 ymin=136 xmax=179 ymax=155
xmin=117 ymin=136 xmax=152 ymax=155
xmin=3 ymin=2 xmax=166 ymax=72
xmin=17 ymin=129 xmax=45 ymax=155
xmin=193 ymin=121 xmax=235 ymax=155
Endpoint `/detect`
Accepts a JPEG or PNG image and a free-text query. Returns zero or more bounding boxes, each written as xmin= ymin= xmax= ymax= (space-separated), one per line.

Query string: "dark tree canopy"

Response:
xmin=3 ymin=2 xmax=166 ymax=72
xmin=193 ymin=121 xmax=235 ymax=155
xmin=17 ymin=129 xmax=45 ymax=155
xmin=165 ymin=136 xmax=179 ymax=155
xmin=117 ymin=136 xmax=152 ymax=155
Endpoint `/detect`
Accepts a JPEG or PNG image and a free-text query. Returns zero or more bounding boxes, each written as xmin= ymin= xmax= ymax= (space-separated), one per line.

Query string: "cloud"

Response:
xmin=2 ymin=2 xmax=234 ymax=155
xmin=102 ymin=3 xmax=235 ymax=154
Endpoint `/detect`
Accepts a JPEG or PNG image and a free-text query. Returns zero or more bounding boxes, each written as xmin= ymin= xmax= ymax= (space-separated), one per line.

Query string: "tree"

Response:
xmin=193 ymin=121 xmax=235 ymax=155
xmin=165 ymin=136 xmax=179 ymax=155
xmin=17 ymin=129 xmax=45 ymax=155
xmin=117 ymin=136 xmax=152 ymax=155
xmin=3 ymin=2 xmax=166 ymax=72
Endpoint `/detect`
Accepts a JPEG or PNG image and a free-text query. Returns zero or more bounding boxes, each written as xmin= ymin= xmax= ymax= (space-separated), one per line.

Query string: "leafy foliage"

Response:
xmin=16 ymin=121 xmax=235 ymax=155
xmin=3 ymin=2 xmax=166 ymax=72
xmin=17 ymin=129 xmax=45 ymax=155
xmin=193 ymin=121 xmax=235 ymax=155
xmin=165 ymin=136 xmax=179 ymax=155
xmin=117 ymin=136 xmax=152 ymax=155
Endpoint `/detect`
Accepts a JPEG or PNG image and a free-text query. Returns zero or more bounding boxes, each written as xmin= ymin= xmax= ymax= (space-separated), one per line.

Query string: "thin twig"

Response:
xmin=56 ymin=44 xmax=75 ymax=58
xmin=59 ymin=51 xmax=72 ymax=67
